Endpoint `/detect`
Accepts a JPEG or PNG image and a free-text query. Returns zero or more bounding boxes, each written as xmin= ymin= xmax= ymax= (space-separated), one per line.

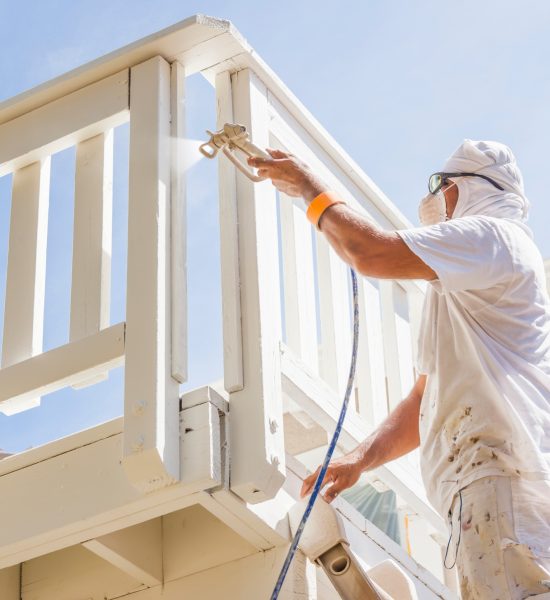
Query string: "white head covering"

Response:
xmin=418 ymin=140 xmax=533 ymax=374
xmin=443 ymin=139 xmax=530 ymax=226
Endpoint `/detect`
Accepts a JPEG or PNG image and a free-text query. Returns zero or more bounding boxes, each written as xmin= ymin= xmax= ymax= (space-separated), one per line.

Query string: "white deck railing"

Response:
xmin=0 ymin=15 xmax=454 ymax=593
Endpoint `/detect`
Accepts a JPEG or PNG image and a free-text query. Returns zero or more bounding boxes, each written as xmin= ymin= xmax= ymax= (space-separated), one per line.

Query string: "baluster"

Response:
xmin=380 ymin=281 xmax=403 ymax=411
xmin=278 ymin=192 xmax=318 ymax=373
xmin=0 ymin=158 xmax=50 ymax=415
xmin=393 ymin=283 xmax=415 ymax=397
xmin=315 ymin=234 xmax=352 ymax=397
xmin=69 ymin=131 xmax=113 ymax=389
xmin=356 ymin=277 xmax=388 ymax=425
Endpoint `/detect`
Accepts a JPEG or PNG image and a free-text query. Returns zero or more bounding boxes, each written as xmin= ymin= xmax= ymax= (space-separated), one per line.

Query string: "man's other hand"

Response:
xmin=300 ymin=454 xmax=363 ymax=503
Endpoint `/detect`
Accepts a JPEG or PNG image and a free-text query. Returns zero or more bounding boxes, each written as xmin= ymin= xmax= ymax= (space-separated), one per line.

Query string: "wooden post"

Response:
xmin=170 ymin=61 xmax=187 ymax=384
xmin=222 ymin=68 xmax=285 ymax=503
xmin=122 ymin=56 xmax=180 ymax=492
xmin=0 ymin=159 xmax=50 ymax=415
xmin=215 ymin=70 xmax=243 ymax=393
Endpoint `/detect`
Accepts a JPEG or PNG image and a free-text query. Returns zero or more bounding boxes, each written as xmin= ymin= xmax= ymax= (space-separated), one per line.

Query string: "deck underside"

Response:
xmin=0 ymin=382 xmax=454 ymax=600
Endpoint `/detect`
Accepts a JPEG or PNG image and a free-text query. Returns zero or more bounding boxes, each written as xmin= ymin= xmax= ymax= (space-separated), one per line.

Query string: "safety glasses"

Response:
xmin=428 ymin=172 xmax=505 ymax=195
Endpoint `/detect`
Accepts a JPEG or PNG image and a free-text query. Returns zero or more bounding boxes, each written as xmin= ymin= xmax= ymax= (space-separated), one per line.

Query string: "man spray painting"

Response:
xmin=250 ymin=139 xmax=550 ymax=599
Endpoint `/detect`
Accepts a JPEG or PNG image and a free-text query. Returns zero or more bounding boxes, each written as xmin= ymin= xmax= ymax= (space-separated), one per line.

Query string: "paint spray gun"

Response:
xmin=199 ymin=123 xmax=270 ymax=182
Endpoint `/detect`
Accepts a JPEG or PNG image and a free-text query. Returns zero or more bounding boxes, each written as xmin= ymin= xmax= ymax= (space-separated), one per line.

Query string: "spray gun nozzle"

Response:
xmin=199 ymin=123 xmax=271 ymax=182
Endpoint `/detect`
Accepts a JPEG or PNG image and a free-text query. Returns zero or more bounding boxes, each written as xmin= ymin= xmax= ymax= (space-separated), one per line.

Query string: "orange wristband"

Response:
xmin=306 ymin=191 xmax=345 ymax=230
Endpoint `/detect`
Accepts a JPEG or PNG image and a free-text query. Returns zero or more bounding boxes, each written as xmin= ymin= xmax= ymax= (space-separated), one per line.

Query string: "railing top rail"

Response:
xmin=0 ymin=15 xmax=236 ymax=126
xmin=0 ymin=14 xmax=414 ymax=234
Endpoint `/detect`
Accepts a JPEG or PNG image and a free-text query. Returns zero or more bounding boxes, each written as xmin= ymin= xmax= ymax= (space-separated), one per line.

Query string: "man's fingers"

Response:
xmin=323 ymin=479 xmax=345 ymax=503
xmin=300 ymin=467 xmax=320 ymax=498
xmin=247 ymin=156 xmax=273 ymax=168
xmin=300 ymin=466 xmax=336 ymax=498
xmin=267 ymin=148 xmax=290 ymax=159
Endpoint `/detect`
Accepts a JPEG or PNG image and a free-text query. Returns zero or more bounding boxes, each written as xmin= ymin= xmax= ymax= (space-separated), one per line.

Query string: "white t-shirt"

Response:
xmin=397 ymin=215 xmax=550 ymax=520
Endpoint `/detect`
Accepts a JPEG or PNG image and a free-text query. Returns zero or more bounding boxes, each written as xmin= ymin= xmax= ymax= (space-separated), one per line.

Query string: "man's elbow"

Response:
xmin=352 ymin=254 xmax=391 ymax=279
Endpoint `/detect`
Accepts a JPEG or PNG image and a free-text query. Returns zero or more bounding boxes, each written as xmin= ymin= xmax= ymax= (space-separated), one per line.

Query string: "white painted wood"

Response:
xmin=1 ymin=159 xmax=50 ymax=414
xmin=82 ymin=519 xmax=162 ymax=587
xmin=280 ymin=344 xmax=446 ymax=535
xmin=206 ymin=35 xmax=414 ymax=231
xmin=22 ymin=544 xmax=146 ymax=600
xmin=70 ymin=131 xmax=113 ymax=342
xmin=0 ymin=420 xmax=221 ymax=568
xmin=0 ymin=417 xmax=123 ymax=477
xmin=215 ymin=69 xmax=244 ymax=393
xmin=266 ymin=103 xmax=387 ymax=226
xmin=179 ymin=385 xmax=229 ymax=414
xmin=226 ymin=68 xmax=285 ymax=503
xmin=379 ymin=280 xmax=402 ymax=411
xmin=0 ymin=322 xmax=125 ymax=415
xmin=0 ymin=565 xmax=19 ymax=599
xmin=278 ymin=189 xmax=318 ymax=373
xmin=356 ymin=278 xmax=388 ymax=425
xmin=2 ymin=160 xmax=50 ymax=366
xmin=46 ymin=547 xmax=307 ymax=600
xmin=393 ymin=283 xmax=415 ymax=397
xmin=163 ymin=504 xmax=256 ymax=583
xmin=0 ymin=16 xmax=241 ymax=125
xmin=82 ymin=489 xmax=451 ymax=600
xmin=0 ymin=14 xmax=415 ymax=229
xmin=123 ymin=55 xmax=180 ymax=493
xmin=200 ymin=491 xmax=281 ymax=551
xmin=0 ymin=70 xmax=129 ymax=176
xmin=0 ymin=20 xmax=456 ymax=596
xmin=180 ymin=402 xmax=222 ymax=490
xmin=315 ymin=234 xmax=352 ymax=396
xmin=170 ymin=60 xmax=187 ymax=384
xmin=355 ymin=279 xmax=375 ymax=425
xmin=69 ymin=131 xmax=113 ymax=391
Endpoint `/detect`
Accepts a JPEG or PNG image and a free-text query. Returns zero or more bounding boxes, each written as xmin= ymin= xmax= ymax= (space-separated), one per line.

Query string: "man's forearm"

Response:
xmin=300 ymin=375 xmax=425 ymax=500
xmin=354 ymin=378 xmax=424 ymax=472
xmin=248 ymin=150 xmax=435 ymax=280
xmin=301 ymin=183 xmax=394 ymax=277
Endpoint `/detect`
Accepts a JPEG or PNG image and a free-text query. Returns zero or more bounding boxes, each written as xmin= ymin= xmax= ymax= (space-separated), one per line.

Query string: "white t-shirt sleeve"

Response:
xmin=396 ymin=216 xmax=513 ymax=292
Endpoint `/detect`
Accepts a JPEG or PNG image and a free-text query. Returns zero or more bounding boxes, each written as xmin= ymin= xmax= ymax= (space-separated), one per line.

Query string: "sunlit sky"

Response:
xmin=1 ymin=0 xmax=549 ymax=452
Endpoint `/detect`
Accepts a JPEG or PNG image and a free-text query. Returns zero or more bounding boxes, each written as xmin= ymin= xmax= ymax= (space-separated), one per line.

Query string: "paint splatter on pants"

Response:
xmin=448 ymin=476 xmax=550 ymax=600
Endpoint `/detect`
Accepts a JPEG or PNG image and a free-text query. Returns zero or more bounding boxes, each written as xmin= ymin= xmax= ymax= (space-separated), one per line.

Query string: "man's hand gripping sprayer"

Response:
xmin=198 ymin=125 xmax=372 ymax=599
xmin=199 ymin=123 xmax=271 ymax=182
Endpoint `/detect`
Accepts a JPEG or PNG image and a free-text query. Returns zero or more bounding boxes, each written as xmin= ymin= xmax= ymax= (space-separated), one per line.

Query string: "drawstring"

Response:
xmin=444 ymin=489 xmax=463 ymax=569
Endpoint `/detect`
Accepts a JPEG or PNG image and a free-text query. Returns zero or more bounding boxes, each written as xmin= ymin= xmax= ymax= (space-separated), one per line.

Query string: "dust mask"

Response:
xmin=418 ymin=189 xmax=447 ymax=226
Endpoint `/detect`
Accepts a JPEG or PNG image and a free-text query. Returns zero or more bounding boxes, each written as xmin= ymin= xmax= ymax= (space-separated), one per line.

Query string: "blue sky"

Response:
xmin=1 ymin=0 xmax=549 ymax=452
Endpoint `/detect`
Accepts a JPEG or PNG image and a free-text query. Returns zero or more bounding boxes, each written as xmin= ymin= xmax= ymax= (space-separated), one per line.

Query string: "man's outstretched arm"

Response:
xmin=248 ymin=150 xmax=436 ymax=281
xmin=301 ymin=375 xmax=426 ymax=502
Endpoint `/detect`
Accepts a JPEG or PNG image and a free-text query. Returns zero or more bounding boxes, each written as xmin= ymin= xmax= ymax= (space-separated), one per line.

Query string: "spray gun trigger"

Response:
xmin=199 ymin=123 xmax=269 ymax=181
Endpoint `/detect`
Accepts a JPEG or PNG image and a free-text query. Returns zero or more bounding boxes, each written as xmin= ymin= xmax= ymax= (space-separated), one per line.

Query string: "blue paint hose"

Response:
xmin=270 ymin=267 xmax=360 ymax=599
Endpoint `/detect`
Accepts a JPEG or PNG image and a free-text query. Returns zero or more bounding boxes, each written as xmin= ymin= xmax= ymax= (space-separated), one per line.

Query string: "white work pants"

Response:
xmin=448 ymin=476 xmax=550 ymax=600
